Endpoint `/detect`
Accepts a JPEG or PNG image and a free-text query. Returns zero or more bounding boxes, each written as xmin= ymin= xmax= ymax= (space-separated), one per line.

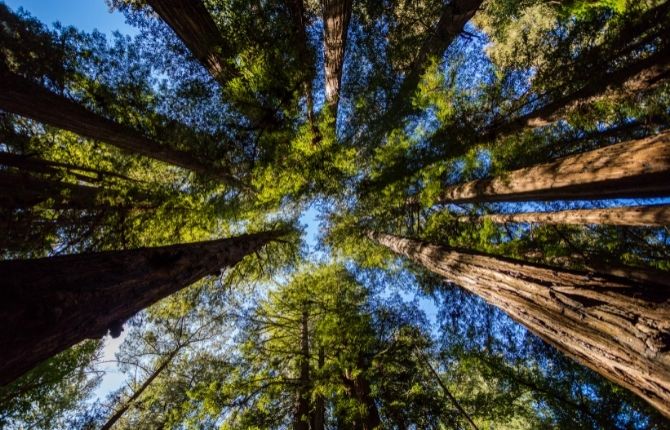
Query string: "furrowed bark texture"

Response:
xmin=0 ymin=69 xmax=242 ymax=187
xmin=384 ymin=0 xmax=482 ymax=125
xmin=146 ymin=0 xmax=237 ymax=83
xmin=468 ymin=205 xmax=670 ymax=227
xmin=439 ymin=131 xmax=670 ymax=204
xmin=0 ymin=230 xmax=283 ymax=386
xmin=369 ymin=232 xmax=670 ymax=418
xmin=322 ymin=0 xmax=352 ymax=112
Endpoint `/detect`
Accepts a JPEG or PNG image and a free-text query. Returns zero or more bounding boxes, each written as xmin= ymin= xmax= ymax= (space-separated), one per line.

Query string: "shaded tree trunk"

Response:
xmin=383 ymin=0 xmax=483 ymax=126
xmin=100 ymin=348 xmax=179 ymax=430
xmin=322 ymin=0 xmax=353 ymax=116
xmin=0 ymin=152 xmax=135 ymax=183
xmin=369 ymin=231 xmax=670 ymax=418
xmin=466 ymin=205 xmax=670 ymax=227
xmin=0 ymin=170 xmax=101 ymax=209
xmin=343 ymin=361 xmax=382 ymax=430
xmin=145 ymin=0 xmax=237 ymax=83
xmin=311 ymin=345 xmax=326 ymax=430
xmin=0 ymin=69 xmax=244 ymax=188
xmin=294 ymin=306 xmax=311 ymax=430
xmin=0 ymin=230 xmax=285 ymax=386
xmin=438 ymin=131 xmax=670 ymax=204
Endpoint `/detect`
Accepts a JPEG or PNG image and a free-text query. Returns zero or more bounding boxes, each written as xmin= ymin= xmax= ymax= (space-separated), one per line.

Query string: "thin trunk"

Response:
xmin=100 ymin=348 xmax=178 ymax=430
xmin=145 ymin=0 xmax=237 ymax=83
xmin=415 ymin=347 xmax=479 ymax=430
xmin=465 ymin=205 xmax=670 ymax=227
xmin=322 ymin=0 xmax=353 ymax=116
xmin=438 ymin=131 xmax=670 ymax=204
xmin=0 ymin=69 xmax=244 ymax=188
xmin=383 ymin=0 xmax=482 ymax=126
xmin=311 ymin=346 xmax=326 ymax=430
xmin=294 ymin=306 xmax=311 ymax=430
xmin=0 ymin=229 xmax=285 ymax=385
xmin=0 ymin=152 xmax=135 ymax=183
xmin=488 ymin=48 xmax=670 ymax=137
xmin=369 ymin=232 xmax=670 ymax=418
xmin=342 ymin=361 xmax=382 ymax=430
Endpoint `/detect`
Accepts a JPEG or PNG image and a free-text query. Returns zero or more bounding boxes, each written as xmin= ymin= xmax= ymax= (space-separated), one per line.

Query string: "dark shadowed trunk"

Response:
xmin=311 ymin=345 xmax=326 ymax=430
xmin=294 ymin=306 xmax=311 ymax=430
xmin=466 ymin=205 xmax=670 ymax=227
xmin=100 ymin=348 xmax=179 ymax=430
xmin=0 ymin=170 xmax=102 ymax=209
xmin=0 ymin=69 xmax=243 ymax=188
xmin=369 ymin=231 xmax=670 ymax=418
xmin=383 ymin=0 xmax=482 ymax=126
xmin=322 ymin=0 xmax=353 ymax=116
xmin=342 ymin=358 xmax=382 ymax=430
xmin=146 ymin=0 xmax=237 ymax=83
xmin=0 ymin=230 xmax=285 ymax=386
xmin=437 ymin=131 xmax=670 ymax=204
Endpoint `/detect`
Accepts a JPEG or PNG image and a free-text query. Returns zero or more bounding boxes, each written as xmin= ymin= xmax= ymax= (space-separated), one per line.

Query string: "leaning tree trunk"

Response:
xmin=0 ymin=69 xmax=244 ymax=188
xmin=369 ymin=232 xmax=670 ymax=418
xmin=438 ymin=131 xmax=670 ymax=204
xmin=382 ymin=0 xmax=483 ymax=127
xmin=293 ymin=306 xmax=311 ymax=430
xmin=322 ymin=0 xmax=353 ymax=116
xmin=466 ymin=205 xmax=670 ymax=227
xmin=145 ymin=0 xmax=237 ymax=83
xmin=0 ymin=230 xmax=285 ymax=386
xmin=100 ymin=348 xmax=179 ymax=430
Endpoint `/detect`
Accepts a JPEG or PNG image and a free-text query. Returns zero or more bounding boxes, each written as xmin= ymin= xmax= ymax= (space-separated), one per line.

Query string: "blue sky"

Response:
xmin=3 ymin=0 xmax=136 ymax=35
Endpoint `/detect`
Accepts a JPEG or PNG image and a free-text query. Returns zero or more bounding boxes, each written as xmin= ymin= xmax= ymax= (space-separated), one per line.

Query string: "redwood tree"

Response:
xmin=0 ymin=230 xmax=285 ymax=386
xmin=369 ymin=231 xmax=670 ymax=418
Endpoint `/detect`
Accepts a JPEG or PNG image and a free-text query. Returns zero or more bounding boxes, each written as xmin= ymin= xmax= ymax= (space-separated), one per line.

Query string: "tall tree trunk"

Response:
xmin=294 ymin=306 xmax=311 ymax=430
xmin=438 ymin=131 xmax=670 ymax=204
xmin=466 ymin=205 xmax=670 ymax=227
xmin=369 ymin=232 xmax=670 ymax=418
xmin=0 ymin=230 xmax=285 ymax=386
xmin=145 ymin=0 xmax=237 ymax=83
xmin=311 ymin=345 xmax=326 ymax=430
xmin=0 ymin=152 xmax=135 ymax=183
xmin=0 ymin=69 xmax=244 ymax=188
xmin=342 ymin=359 xmax=382 ymax=430
xmin=382 ymin=0 xmax=483 ymax=127
xmin=100 ymin=348 xmax=178 ymax=430
xmin=146 ymin=0 xmax=281 ymax=128
xmin=0 ymin=170 xmax=101 ymax=209
xmin=322 ymin=0 xmax=353 ymax=116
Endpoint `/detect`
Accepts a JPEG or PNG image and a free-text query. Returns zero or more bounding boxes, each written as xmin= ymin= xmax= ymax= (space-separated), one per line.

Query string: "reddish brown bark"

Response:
xmin=0 ymin=230 xmax=285 ymax=386
xmin=468 ymin=205 xmax=670 ymax=227
xmin=0 ymin=69 xmax=244 ymax=188
xmin=369 ymin=231 xmax=670 ymax=418
xmin=438 ymin=131 xmax=670 ymax=204
xmin=146 ymin=0 xmax=237 ymax=83
xmin=322 ymin=0 xmax=353 ymax=115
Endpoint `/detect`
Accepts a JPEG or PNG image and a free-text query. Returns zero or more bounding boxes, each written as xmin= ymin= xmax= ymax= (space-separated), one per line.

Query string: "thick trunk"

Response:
xmin=383 ymin=0 xmax=482 ymax=125
xmin=343 ymin=363 xmax=382 ymax=430
xmin=438 ymin=131 xmax=670 ymax=204
xmin=146 ymin=0 xmax=281 ymax=129
xmin=369 ymin=232 xmax=670 ymax=418
xmin=294 ymin=307 xmax=311 ymax=430
xmin=467 ymin=205 xmax=670 ymax=227
xmin=100 ymin=349 xmax=178 ymax=430
xmin=0 ymin=230 xmax=284 ymax=385
xmin=0 ymin=69 xmax=243 ymax=188
xmin=322 ymin=0 xmax=353 ymax=114
xmin=145 ymin=0 xmax=237 ymax=83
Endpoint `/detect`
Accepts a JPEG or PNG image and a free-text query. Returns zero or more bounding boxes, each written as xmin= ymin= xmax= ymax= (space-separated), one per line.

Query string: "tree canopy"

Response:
xmin=1 ymin=0 xmax=669 ymax=428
